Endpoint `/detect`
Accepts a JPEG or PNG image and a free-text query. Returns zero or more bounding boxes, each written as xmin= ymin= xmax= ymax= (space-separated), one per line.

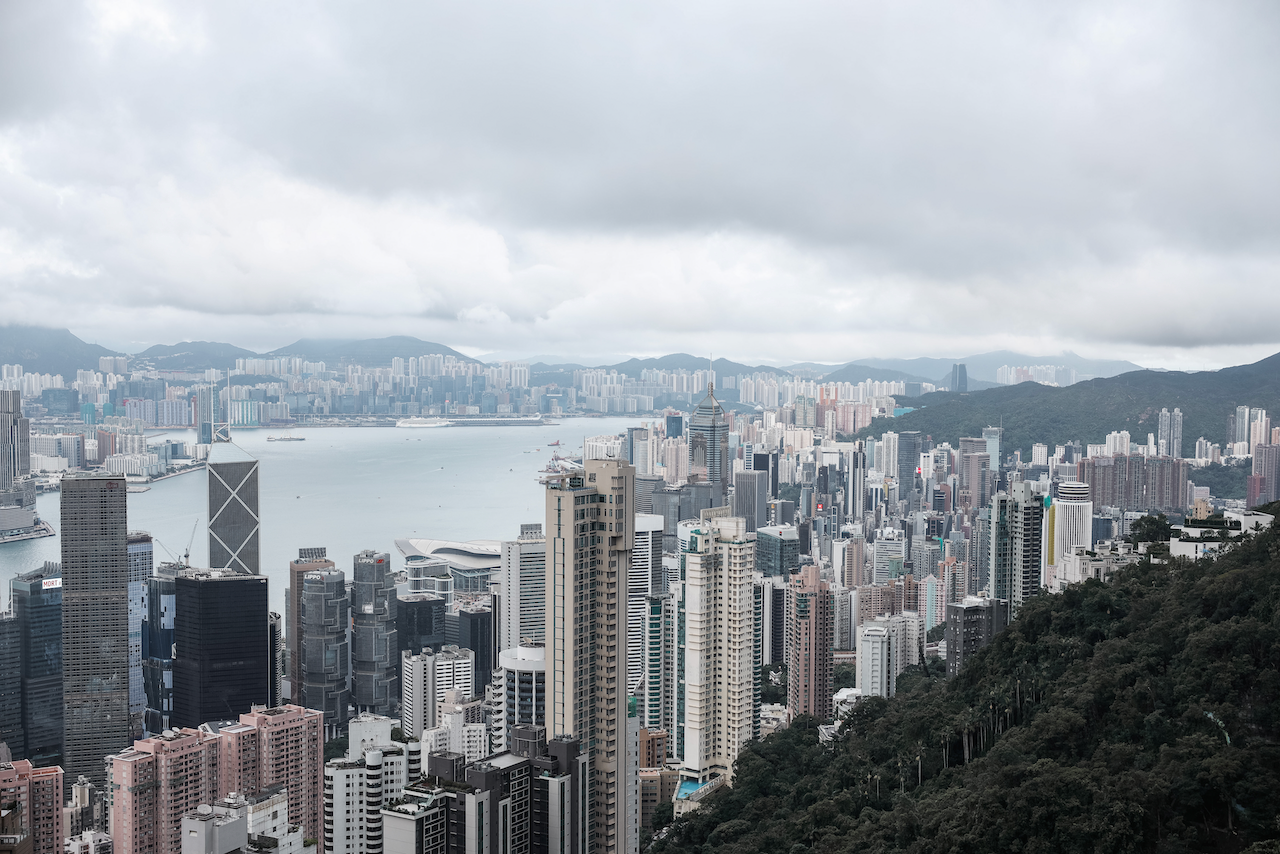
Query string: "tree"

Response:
xmin=1127 ymin=512 xmax=1171 ymax=545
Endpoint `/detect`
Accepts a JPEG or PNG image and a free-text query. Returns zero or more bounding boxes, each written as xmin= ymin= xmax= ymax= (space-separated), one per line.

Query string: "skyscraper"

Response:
xmin=732 ymin=470 xmax=768 ymax=533
xmin=1049 ymin=482 xmax=1093 ymax=577
xmin=498 ymin=524 xmax=546 ymax=653
xmin=897 ymin=431 xmax=924 ymax=511
xmin=988 ymin=481 xmax=1045 ymax=611
xmin=0 ymin=609 xmax=22 ymax=759
xmin=950 ymin=363 xmax=968 ymax=393
xmin=786 ymin=565 xmax=833 ymax=720
xmin=61 ymin=473 xmax=132 ymax=790
xmin=300 ymin=568 xmax=350 ymax=736
xmin=982 ymin=426 xmax=1003 ymax=472
xmin=0 ymin=390 xmax=31 ymax=511
xmin=1158 ymin=408 xmax=1184 ymax=459
xmin=688 ymin=383 xmax=729 ymax=504
xmin=544 ymin=457 xmax=636 ymax=854
xmin=143 ymin=563 xmax=177 ymax=735
xmin=126 ymin=532 xmax=153 ymax=738
xmin=351 ymin=550 xmax=398 ymax=715
xmin=287 ymin=547 xmax=335 ymax=701
xmin=12 ymin=563 xmax=63 ymax=766
xmin=628 ymin=514 xmax=663 ymax=692
xmin=171 ymin=569 xmax=270 ymax=728
xmin=207 ymin=442 xmax=260 ymax=575
xmin=675 ymin=512 xmax=759 ymax=785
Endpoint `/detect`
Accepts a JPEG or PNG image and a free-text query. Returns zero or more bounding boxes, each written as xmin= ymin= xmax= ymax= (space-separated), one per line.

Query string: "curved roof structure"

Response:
xmin=394 ymin=537 xmax=502 ymax=571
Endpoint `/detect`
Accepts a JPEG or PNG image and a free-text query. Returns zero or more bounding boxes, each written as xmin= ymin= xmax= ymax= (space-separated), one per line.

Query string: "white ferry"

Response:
xmin=395 ymin=417 xmax=452 ymax=428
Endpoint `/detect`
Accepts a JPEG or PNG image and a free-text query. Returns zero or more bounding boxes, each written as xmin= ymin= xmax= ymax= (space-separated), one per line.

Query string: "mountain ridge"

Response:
xmin=851 ymin=351 xmax=1280 ymax=459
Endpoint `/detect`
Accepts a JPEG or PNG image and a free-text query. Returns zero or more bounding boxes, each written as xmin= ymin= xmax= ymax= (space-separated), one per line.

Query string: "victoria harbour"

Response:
xmin=0 ymin=417 xmax=643 ymax=614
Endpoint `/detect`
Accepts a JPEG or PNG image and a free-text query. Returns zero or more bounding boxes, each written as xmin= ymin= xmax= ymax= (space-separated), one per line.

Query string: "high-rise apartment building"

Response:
xmin=126 ymin=533 xmax=153 ymax=738
xmin=171 ymin=570 xmax=269 ymax=728
xmin=0 ymin=760 xmax=64 ymax=854
xmin=11 ymin=564 xmax=63 ymax=767
xmin=287 ymin=548 xmax=335 ymax=702
xmin=1158 ymin=408 xmax=1184 ymax=459
xmin=109 ymin=727 xmax=222 ymax=854
xmin=544 ymin=457 xmax=636 ymax=854
xmin=688 ymin=384 xmax=729 ymax=503
xmin=209 ymin=705 xmax=324 ymax=842
xmin=945 ymin=596 xmax=1010 ymax=677
xmin=61 ymin=473 xmax=132 ymax=790
xmin=626 ymin=515 xmax=663 ymax=693
xmin=786 ymin=565 xmax=833 ymax=721
xmin=322 ymin=714 xmax=422 ymax=854
xmin=638 ymin=594 xmax=675 ymax=741
xmin=110 ymin=705 xmax=323 ymax=854
xmin=498 ymin=525 xmax=546 ymax=653
xmin=400 ymin=645 xmax=474 ymax=737
xmin=207 ymin=442 xmax=260 ymax=575
xmin=496 ymin=645 xmax=547 ymax=752
xmin=988 ymin=482 xmax=1045 ymax=611
xmin=674 ymin=513 xmax=759 ymax=786
xmin=301 ymin=569 xmax=350 ymax=737
xmin=857 ymin=624 xmax=892 ymax=699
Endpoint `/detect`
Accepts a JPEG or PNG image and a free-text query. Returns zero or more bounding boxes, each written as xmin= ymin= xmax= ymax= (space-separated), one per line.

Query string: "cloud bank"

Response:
xmin=1 ymin=0 xmax=1278 ymax=369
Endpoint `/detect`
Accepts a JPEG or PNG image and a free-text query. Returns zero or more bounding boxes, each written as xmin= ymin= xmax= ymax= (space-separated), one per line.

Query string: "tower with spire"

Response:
xmin=688 ymin=366 xmax=729 ymax=505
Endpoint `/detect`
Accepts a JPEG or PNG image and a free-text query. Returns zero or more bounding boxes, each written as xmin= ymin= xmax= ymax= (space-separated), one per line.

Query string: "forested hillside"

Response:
xmin=655 ymin=508 xmax=1280 ymax=853
xmin=850 ymin=352 xmax=1280 ymax=458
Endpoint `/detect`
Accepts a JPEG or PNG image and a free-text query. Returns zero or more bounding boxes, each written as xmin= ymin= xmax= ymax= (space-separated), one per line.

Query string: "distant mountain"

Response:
xmin=851 ymin=351 xmax=1280 ymax=459
xmin=0 ymin=324 xmax=122 ymax=378
xmin=822 ymin=362 xmax=939 ymax=385
xmin=136 ymin=341 xmax=260 ymax=371
xmin=850 ymin=350 xmax=1144 ymax=383
xmin=266 ymin=336 xmax=478 ymax=366
xmin=601 ymin=354 xmax=790 ymax=378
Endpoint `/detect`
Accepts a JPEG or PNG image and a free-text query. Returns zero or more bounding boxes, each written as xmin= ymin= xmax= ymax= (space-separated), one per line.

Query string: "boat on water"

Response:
xmin=548 ymin=440 xmax=562 ymax=447
xmin=395 ymin=417 xmax=452 ymax=429
xmin=267 ymin=434 xmax=306 ymax=442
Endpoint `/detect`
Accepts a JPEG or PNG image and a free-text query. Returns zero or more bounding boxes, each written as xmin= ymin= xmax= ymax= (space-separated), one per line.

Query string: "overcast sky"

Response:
xmin=1 ymin=1 xmax=1278 ymax=369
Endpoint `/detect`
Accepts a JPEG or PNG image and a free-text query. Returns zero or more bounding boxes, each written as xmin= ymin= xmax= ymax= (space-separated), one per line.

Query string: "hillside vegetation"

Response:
xmin=655 ymin=507 xmax=1280 ymax=853
xmin=852 ymin=352 xmax=1280 ymax=459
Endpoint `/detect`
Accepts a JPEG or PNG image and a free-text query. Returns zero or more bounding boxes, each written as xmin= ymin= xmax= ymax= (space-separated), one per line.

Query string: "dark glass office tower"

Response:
xmin=61 ymin=473 xmax=131 ymax=790
xmin=171 ymin=570 xmax=269 ymax=727
xmin=446 ymin=605 xmax=494 ymax=692
xmin=351 ymin=551 xmax=397 ymax=715
xmin=207 ymin=442 xmax=260 ymax=575
xmin=396 ymin=593 xmax=446 ymax=654
xmin=301 ymin=569 xmax=350 ymax=735
xmin=12 ymin=563 xmax=63 ymax=766
xmin=0 ymin=611 xmax=21 ymax=759
xmin=142 ymin=564 xmax=178 ymax=734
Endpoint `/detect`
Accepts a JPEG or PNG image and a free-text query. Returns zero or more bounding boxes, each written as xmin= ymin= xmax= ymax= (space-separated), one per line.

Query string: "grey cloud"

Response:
xmin=1 ymin=0 xmax=1279 ymax=364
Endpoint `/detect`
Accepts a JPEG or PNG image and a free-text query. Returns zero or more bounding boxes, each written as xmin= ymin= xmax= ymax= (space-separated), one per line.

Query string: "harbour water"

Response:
xmin=0 ymin=417 xmax=646 ymax=615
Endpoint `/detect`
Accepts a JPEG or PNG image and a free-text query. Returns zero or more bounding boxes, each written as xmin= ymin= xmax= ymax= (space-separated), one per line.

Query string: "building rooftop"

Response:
xmin=208 ymin=442 xmax=257 ymax=464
